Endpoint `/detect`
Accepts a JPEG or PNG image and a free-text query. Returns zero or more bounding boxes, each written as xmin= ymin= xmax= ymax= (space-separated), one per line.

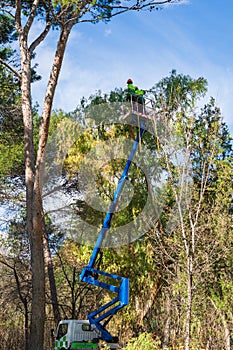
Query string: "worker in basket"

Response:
xmin=126 ymin=78 xmax=145 ymax=114
xmin=135 ymin=86 xmax=145 ymax=114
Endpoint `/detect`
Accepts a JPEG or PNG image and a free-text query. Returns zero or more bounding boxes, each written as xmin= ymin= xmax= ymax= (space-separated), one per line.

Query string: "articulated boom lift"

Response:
xmin=54 ymin=99 xmax=155 ymax=350
xmin=79 ymin=120 xmax=146 ymax=343
xmin=55 ymin=100 xmax=157 ymax=350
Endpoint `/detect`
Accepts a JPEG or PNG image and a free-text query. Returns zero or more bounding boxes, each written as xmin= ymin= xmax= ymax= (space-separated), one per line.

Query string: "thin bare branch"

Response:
xmin=29 ymin=21 xmax=51 ymax=53
xmin=0 ymin=57 xmax=21 ymax=80
xmin=24 ymin=0 xmax=40 ymax=37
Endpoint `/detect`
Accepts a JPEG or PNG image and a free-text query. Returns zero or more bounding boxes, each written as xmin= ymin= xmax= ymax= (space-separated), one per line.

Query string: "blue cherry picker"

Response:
xmin=54 ymin=91 xmax=152 ymax=350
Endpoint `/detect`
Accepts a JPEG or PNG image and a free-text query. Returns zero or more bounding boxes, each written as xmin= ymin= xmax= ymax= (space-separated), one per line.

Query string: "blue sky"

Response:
xmin=31 ymin=0 xmax=233 ymax=137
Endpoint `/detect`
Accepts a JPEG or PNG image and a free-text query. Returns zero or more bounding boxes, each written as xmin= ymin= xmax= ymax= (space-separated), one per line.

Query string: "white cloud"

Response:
xmin=104 ymin=29 xmax=112 ymax=36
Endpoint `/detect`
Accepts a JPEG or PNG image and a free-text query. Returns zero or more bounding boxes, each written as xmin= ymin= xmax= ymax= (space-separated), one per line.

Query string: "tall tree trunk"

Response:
xmin=163 ymin=290 xmax=171 ymax=349
xmin=185 ymin=255 xmax=193 ymax=350
xmin=222 ymin=316 xmax=231 ymax=350
xmin=20 ymin=40 xmax=46 ymax=350
xmin=18 ymin=11 xmax=74 ymax=347
xmin=43 ymin=231 xmax=61 ymax=325
xmin=24 ymin=299 xmax=29 ymax=350
xmin=210 ymin=298 xmax=231 ymax=350
xmin=37 ymin=22 xmax=74 ymax=326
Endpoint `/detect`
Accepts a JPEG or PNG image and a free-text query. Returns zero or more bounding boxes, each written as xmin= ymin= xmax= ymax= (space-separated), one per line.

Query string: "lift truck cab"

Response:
xmin=54 ymin=319 xmax=119 ymax=349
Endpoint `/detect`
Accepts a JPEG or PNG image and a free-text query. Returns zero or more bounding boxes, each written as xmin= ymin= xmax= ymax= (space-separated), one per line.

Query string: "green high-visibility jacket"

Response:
xmin=135 ymin=88 xmax=145 ymax=96
xmin=127 ymin=83 xmax=136 ymax=95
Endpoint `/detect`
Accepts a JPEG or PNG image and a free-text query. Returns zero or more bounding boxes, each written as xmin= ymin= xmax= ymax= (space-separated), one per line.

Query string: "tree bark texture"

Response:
xmin=16 ymin=23 xmax=45 ymax=349
xmin=21 ymin=59 xmax=46 ymax=350
xmin=43 ymin=231 xmax=61 ymax=326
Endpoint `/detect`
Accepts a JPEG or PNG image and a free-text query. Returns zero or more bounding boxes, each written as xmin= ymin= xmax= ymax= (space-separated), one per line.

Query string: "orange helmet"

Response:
xmin=127 ymin=78 xmax=133 ymax=84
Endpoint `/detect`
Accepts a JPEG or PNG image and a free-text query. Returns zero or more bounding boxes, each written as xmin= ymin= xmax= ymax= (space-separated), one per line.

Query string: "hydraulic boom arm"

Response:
xmin=79 ymin=121 xmax=145 ymax=342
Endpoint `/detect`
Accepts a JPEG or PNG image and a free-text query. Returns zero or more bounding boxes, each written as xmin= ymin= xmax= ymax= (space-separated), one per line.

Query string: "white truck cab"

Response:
xmin=54 ymin=319 xmax=120 ymax=350
xmin=55 ymin=319 xmax=99 ymax=350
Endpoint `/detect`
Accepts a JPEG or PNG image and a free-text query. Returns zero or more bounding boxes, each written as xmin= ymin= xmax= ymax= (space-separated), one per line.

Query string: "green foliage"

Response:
xmin=191 ymin=98 xmax=232 ymax=183
xmin=0 ymin=13 xmax=17 ymax=47
xmin=151 ymin=71 xmax=233 ymax=349
xmin=0 ymin=84 xmax=24 ymax=177
xmin=124 ymin=332 xmax=161 ymax=350
xmin=153 ymin=69 xmax=207 ymax=113
xmin=0 ymin=68 xmax=233 ymax=349
xmin=0 ymin=109 xmax=41 ymax=178
xmin=60 ymin=115 xmax=150 ymax=229
xmin=0 ymin=18 xmax=22 ymax=177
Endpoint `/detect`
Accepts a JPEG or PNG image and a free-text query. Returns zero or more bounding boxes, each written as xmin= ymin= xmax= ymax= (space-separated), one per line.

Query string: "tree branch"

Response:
xmin=29 ymin=21 xmax=52 ymax=53
xmin=0 ymin=58 xmax=21 ymax=80
xmin=15 ymin=0 xmax=22 ymax=30
xmin=24 ymin=0 xmax=40 ymax=37
xmin=0 ymin=257 xmax=14 ymax=270
xmin=71 ymin=0 xmax=184 ymax=24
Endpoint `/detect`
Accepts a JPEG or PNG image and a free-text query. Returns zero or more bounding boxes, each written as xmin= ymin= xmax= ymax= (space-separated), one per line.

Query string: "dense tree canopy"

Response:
xmin=0 ymin=2 xmax=185 ymax=349
xmin=1 ymin=71 xmax=233 ymax=349
xmin=1 ymin=0 xmax=232 ymax=349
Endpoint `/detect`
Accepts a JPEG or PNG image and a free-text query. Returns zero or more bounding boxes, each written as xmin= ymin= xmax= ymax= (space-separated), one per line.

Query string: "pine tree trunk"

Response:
xmin=19 ymin=14 xmax=74 ymax=348
xmin=20 ymin=43 xmax=46 ymax=350
xmin=43 ymin=231 xmax=61 ymax=325
xmin=36 ymin=22 xmax=74 ymax=327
